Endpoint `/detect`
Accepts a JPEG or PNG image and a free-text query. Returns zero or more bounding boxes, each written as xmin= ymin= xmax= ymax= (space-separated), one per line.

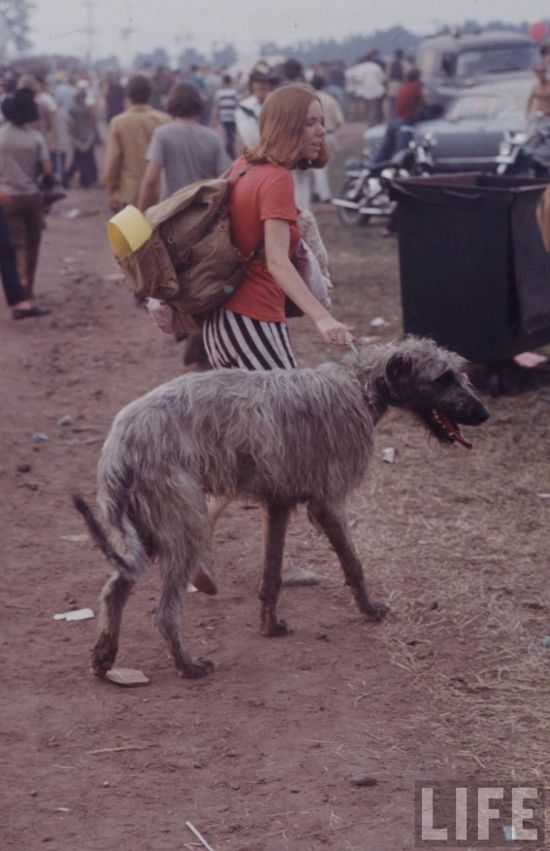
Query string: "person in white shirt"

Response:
xmin=345 ymin=53 xmax=386 ymax=126
xmin=235 ymin=62 xmax=278 ymax=148
xmin=310 ymin=74 xmax=344 ymax=202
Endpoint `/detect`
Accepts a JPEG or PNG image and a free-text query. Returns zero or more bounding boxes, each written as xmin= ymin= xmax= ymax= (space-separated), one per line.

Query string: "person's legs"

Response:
xmin=65 ymin=152 xmax=78 ymax=187
xmin=7 ymin=195 xmax=31 ymax=293
xmin=312 ymin=165 xmax=332 ymax=202
xmin=0 ymin=205 xmax=29 ymax=306
xmin=80 ymin=148 xmax=98 ymax=187
xmin=223 ymin=121 xmax=236 ymax=158
xmin=199 ymin=309 xmax=319 ymax=588
xmin=22 ymin=194 xmax=43 ymax=296
xmin=374 ymin=118 xmax=403 ymax=164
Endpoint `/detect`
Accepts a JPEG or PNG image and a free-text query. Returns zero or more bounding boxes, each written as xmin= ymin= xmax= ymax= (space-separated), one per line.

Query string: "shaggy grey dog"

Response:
xmin=74 ymin=337 xmax=488 ymax=680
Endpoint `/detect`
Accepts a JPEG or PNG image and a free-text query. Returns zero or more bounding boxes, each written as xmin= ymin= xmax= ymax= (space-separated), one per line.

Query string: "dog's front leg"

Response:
xmin=308 ymin=501 xmax=388 ymax=621
xmin=259 ymin=502 xmax=291 ymax=636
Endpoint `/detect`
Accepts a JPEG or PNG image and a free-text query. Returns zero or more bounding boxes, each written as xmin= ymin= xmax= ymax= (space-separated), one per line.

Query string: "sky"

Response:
xmin=29 ymin=0 xmax=550 ymax=64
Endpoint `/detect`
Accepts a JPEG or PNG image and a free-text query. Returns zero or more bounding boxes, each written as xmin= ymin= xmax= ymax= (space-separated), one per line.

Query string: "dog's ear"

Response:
xmin=385 ymin=352 xmax=413 ymax=385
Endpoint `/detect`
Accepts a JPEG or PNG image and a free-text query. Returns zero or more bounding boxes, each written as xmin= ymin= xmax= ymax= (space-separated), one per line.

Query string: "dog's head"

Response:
xmin=383 ymin=339 xmax=489 ymax=449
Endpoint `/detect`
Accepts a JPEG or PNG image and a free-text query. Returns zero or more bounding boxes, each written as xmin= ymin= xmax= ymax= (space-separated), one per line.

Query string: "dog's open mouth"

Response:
xmin=428 ymin=409 xmax=472 ymax=449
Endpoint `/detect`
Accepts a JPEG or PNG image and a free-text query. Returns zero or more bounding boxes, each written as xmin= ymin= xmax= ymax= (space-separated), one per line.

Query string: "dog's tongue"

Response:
xmin=439 ymin=413 xmax=472 ymax=450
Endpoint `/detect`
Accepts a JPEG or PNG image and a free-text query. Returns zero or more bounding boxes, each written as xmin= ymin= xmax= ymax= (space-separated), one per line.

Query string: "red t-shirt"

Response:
xmin=224 ymin=156 xmax=300 ymax=323
xmin=394 ymin=81 xmax=425 ymax=123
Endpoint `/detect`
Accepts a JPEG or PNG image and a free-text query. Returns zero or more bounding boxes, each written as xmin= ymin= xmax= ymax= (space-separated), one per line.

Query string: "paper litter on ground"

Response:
xmin=53 ymin=608 xmax=95 ymax=622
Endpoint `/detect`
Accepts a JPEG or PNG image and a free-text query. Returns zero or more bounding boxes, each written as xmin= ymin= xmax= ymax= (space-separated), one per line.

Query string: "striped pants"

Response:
xmin=203 ymin=307 xmax=297 ymax=370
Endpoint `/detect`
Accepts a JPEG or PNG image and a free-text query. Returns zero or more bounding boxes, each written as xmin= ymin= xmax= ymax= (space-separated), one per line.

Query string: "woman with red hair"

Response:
xmin=203 ymin=83 xmax=353 ymax=370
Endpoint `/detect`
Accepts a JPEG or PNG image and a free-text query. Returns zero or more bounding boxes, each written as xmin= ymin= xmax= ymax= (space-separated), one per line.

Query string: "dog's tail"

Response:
xmin=72 ymin=492 xmax=147 ymax=579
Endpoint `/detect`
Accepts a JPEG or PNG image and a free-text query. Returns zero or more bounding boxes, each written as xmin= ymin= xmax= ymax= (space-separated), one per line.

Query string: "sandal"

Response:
xmin=12 ymin=305 xmax=51 ymax=320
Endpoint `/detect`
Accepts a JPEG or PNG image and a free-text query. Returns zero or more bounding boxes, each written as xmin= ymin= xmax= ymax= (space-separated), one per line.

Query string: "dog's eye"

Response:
xmin=435 ymin=370 xmax=455 ymax=388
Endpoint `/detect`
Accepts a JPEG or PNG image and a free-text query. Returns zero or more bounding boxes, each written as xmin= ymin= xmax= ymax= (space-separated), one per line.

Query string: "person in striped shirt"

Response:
xmin=213 ymin=74 xmax=239 ymax=158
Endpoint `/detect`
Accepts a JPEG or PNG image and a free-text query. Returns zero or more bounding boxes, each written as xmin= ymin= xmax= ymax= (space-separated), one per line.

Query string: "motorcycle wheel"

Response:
xmin=336 ymin=178 xmax=370 ymax=226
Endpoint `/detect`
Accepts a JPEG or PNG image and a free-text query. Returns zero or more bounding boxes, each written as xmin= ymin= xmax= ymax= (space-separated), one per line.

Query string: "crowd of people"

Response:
xmin=0 ymin=47 xmax=435 ymax=326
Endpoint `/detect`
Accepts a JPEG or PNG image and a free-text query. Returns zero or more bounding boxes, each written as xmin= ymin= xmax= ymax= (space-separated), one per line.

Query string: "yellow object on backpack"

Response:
xmin=107 ymin=205 xmax=153 ymax=260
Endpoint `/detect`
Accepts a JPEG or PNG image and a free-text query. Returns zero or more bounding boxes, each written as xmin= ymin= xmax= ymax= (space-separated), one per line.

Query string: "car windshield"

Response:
xmin=456 ymin=45 xmax=537 ymax=77
xmin=446 ymin=88 xmax=527 ymax=121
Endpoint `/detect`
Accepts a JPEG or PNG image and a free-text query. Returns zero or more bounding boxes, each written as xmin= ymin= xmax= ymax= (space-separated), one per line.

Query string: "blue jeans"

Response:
xmin=374 ymin=119 xmax=412 ymax=165
xmin=0 ymin=205 xmax=27 ymax=306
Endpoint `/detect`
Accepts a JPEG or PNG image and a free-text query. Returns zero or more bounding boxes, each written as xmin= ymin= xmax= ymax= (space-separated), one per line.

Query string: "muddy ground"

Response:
xmin=3 ymin=128 xmax=550 ymax=851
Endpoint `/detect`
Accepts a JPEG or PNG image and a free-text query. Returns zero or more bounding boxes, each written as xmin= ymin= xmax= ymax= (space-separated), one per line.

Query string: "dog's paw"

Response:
xmin=92 ymin=636 xmax=117 ymax=676
xmin=181 ymin=657 xmax=215 ymax=679
xmin=364 ymin=600 xmax=389 ymax=622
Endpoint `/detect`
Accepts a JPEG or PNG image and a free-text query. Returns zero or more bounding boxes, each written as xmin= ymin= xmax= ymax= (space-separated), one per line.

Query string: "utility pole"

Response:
xmin=84 ymin=0 xmax=96 ymax=65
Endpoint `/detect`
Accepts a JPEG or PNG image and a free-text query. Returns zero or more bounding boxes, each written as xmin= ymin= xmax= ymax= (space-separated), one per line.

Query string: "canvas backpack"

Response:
xmin=118 ymin=169 xmax=254 ymax=317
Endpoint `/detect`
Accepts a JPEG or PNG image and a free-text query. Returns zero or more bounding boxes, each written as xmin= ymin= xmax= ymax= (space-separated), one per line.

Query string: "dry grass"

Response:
xmin=294 ymin=127 xmax=550 ymax=785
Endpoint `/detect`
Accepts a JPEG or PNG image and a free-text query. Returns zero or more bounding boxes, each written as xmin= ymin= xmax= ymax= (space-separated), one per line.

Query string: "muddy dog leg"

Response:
xmin=92 ymin=572 xmax=134 ymax=676
xmin=259 ymin=503 xmax=291 ymax=637
xmin=308 ymin=501 xmax=388 ymax=621
xmin=155 ymin=565 xmax=215 ymax=679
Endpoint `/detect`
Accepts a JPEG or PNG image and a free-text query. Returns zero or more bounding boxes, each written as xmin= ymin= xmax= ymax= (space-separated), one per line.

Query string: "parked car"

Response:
xmin=364 ymin=77 xmax=534 ymax=172
xmin=416 ymin=29 xmax=537 ymax=106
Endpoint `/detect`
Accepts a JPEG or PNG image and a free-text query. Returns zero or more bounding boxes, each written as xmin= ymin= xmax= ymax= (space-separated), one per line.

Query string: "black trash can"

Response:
xmin=390 ymin=173 xmax=550 ymax=362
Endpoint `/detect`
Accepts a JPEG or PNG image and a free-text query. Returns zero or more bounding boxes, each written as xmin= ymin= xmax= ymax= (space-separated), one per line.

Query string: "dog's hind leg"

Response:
xmin=155 ymin=562 xmax=215 ymax=679
xmin=259 ymin=503 xmax=291 ymax=637
xmin=308 ymin=501 xmax=388 ymax=621
xmin=190 ymin=494 xmax=232 ymax=596
xmin=92 ymin=572 xmax=134 ymax=676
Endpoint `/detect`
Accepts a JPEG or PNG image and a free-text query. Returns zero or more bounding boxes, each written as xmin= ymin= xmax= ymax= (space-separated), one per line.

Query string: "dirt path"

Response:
xmin=3 ymin=162 xmax=550 ymax=851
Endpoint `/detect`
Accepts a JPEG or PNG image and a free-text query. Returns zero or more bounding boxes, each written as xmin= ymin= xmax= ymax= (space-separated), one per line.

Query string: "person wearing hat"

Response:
xmin=0 ymin=87 xmax=53 ymax=310
xmin=235 ymin=62 xmax=278 ymax=149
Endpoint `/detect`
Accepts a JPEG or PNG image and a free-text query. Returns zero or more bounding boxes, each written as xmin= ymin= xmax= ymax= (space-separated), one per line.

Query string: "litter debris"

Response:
xmin=103 ymin=273 xmax=125 ymax=282
xmin=57 ymin=415 xmax=73 ymax=426
xmin=88 ymin=743 xmax=155 ymax=755
xmin=351 ymin=775 xmax=378 ymax=787
xmin=54 ymin=807 xmax=70 ymax=813
xmin=503 ymin=825 xmax=517 ymax=841
xmin=359 ymin=335 xmax=381 ymax=344
xmin=542 ymin=636 xmax=550 ymax=650
xmin=53 ymin=608 xmax=95 ymax=622
xmin=61 ymin=534 xmax=88 ymax=543
xmin=105 ymin=668 xmax=151 ymax=687
xmin=185 ymin=821 xmax=217 ymax=851
xmin=65 ymin=208 xmax=99 ymax=219
xmin=369 ymin=316 xmax=388 ymax=328
xmin=537 ymin=493 xmax=550 ymax=499
xmin=32 ymin=432 xmax=48 ymax=442
xmin=382 ymin=447 xmax=396 ymax=464
xmin=514 ymin=352 xmax=547 ymax=368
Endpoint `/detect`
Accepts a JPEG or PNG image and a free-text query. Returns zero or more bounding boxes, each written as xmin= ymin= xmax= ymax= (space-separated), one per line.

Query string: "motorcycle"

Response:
xmin=496 ymin=113 xmax=550 ymax=178
xmin=332 ymin=130 xmax=436 ymax=226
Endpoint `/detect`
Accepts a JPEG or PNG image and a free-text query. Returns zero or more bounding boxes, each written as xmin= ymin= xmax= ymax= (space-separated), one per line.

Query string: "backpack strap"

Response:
xmin=223 ymin=162 xmax=265 ymax=264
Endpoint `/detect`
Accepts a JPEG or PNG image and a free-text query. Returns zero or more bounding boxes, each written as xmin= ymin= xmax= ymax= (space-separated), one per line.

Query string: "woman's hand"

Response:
xmin=314 ymin=315 xmax=355 ymax=346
